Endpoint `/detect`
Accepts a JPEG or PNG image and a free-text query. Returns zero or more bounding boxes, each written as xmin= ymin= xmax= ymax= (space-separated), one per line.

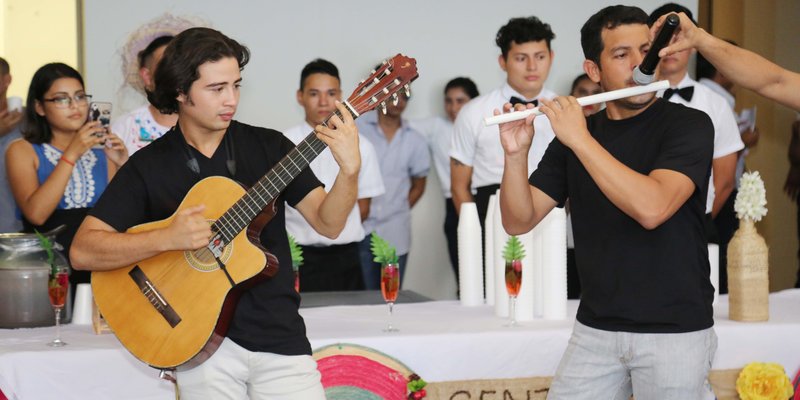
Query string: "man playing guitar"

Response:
xmin=71 ymin=27 xmax=360 ymax=399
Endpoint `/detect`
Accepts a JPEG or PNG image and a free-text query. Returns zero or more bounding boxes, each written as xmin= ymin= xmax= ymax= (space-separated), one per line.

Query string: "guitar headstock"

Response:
xmin=347 ymin=54 xmax=419 ymax=116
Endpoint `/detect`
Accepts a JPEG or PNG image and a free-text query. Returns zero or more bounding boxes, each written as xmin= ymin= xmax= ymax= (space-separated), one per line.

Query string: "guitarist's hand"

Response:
xmin=165 ymin=205 xmax=212 ymax=250
xmin=315 ymin=101 xmax=361 ymax=177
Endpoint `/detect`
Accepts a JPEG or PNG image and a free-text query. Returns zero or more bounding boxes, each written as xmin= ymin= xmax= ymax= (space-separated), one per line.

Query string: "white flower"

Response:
xmin=734 ymin=171 xmax=768 ymax=222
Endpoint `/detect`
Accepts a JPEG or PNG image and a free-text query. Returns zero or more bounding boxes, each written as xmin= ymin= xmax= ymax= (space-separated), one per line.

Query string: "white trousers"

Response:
xmin=177 ymin=338 xmax=325 ymax=400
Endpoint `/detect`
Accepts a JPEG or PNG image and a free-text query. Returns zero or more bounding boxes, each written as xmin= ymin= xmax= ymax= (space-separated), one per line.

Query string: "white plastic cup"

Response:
xmin=72 ymin=283 xmax=93 ymax=325
xmin=7 ymin=96 xmax=22 ymax=113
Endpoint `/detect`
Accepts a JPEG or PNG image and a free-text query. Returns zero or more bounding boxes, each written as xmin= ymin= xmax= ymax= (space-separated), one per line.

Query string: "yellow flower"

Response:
xmin=736 ymin=362 xmax=794 ymax=400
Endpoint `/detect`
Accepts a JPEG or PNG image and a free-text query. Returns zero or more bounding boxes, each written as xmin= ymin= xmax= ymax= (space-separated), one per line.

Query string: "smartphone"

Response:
xmin=88 ymin=102 xmax=112 ymax=148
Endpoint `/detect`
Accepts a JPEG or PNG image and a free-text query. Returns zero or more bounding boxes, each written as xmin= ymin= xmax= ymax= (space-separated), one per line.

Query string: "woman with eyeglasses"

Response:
xmin=5 ymin=63 xmax=127 ymax=285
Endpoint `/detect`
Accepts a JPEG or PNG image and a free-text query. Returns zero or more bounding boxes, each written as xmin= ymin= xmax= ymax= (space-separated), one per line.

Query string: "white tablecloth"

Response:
xmin=1 ymin=291 xmax=799 ymax=400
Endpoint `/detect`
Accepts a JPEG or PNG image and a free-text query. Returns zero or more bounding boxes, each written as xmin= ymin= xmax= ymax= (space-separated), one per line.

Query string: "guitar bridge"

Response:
xmin=129 ymin=266 xmax=181 ymax=328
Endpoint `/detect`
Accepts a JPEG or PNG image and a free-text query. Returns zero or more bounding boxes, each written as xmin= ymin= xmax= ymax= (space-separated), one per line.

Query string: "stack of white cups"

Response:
xmin=541 ymin=208 xmax=567 ymax=319
xmin=72 ymin=283 xmax=93 ymax=325
xmin=457 ymin=202 xmax=484 ymax=306
xmin=484 ymin=195 xmax=496 ymax=306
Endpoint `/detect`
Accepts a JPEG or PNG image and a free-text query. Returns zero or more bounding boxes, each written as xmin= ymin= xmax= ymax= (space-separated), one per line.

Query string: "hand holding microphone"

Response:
xmin=633 ymin=13 xmax=680 ymax=85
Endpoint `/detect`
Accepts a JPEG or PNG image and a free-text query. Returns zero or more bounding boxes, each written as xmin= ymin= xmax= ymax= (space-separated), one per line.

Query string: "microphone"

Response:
xmin=633 ymin=13 xmax=680 ymax=85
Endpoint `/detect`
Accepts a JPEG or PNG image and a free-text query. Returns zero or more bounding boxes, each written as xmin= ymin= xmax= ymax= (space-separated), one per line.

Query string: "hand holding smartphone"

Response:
xmin=88 ymin=102 xmax=112 ymax=148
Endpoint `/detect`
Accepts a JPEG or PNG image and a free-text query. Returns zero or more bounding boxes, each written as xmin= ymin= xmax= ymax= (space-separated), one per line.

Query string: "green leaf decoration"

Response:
xmin=287 ymin=233 xmax=303 ymax=271
xmin=502 ymin=236 xmax=526 ymax=262
xmin=370 ymin=232 xmax=399 ymax=265
xmin=407 ymin=376 xmax=427 ymax=392
xmin=34 ymin=230 xmax=57 ymax=276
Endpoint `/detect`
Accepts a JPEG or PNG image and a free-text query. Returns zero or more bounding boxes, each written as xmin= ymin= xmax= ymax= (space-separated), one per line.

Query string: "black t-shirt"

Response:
xmin=89 ymin=120 xmax=322 ymax=355
xmin=530 ymin=99 xmax=715 ymax=333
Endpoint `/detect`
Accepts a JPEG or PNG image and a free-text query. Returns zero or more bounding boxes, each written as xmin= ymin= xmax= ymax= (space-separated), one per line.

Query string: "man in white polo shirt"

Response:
xmin=451 ymin=16 xmax=558 ymax=228
xmin=649 ymin=4 xmax=744 ymax=291
xmin=284 ymin=59 xmax=385 ymax=292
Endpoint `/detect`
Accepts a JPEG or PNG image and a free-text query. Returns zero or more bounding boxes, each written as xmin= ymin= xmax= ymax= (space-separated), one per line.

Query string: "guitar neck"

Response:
xmin=212 ymin=106 xmax=356 ymax=242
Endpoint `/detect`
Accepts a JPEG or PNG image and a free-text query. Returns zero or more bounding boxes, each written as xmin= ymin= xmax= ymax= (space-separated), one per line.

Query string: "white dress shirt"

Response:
xmin=659 ymin=74 xmax=744 ymax=213
xmin=699 ymin=77 xmax=748 ymax=188
xmin=283 ymin=122 xmax=385 ymax=246
xmin=450 ymin=83 xmax=557 ymax=190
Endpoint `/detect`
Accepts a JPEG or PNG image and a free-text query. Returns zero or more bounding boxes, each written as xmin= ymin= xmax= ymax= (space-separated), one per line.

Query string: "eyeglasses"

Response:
xmin=42 ymin=93 xmax=92 ymax=109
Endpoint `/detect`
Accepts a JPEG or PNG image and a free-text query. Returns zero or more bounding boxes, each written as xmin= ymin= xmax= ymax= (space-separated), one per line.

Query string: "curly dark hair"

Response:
xmin=495 ymin=16 xmax=555 ymax=59
xmin=24 ymin=63 xmax=85 ymax=144
xmin=581 ymin=5 xmax=649 ymax=66
xmin=147 ymin=27 xmax=250 ymax=114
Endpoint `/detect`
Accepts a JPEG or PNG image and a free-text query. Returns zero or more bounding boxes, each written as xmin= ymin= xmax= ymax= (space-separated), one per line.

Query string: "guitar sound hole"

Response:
xmin=184 ymin=245 xmax=233 ymax=272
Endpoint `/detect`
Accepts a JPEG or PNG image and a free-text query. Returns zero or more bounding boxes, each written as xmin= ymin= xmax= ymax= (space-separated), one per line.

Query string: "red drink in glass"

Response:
xmin=48 ymin=272 xmax=69 ymax=308
xmin=46 ymin=269 xmax=69 ymax=347
xmin=381 ymin=264 xmax=400 ymax=302
xmin=505 ymin=260 xmax=522 ymax=296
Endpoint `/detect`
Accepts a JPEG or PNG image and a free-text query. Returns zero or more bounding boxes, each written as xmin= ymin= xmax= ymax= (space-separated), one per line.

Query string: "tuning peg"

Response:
xmin=371 ymin=96 xmax=378 ymax=105
xmin=393 ymin=78 xmax=401 ymax=86
xmin=392 ymin=93 xmax=399 ymax=106
xmin=373 ymin=77 xmax=380 ymax=84
xmin=404 ymin=84 xmax=411 ymax=98
xmin=359 ymin=79 xmax=365 ymax=85
xmin=380 ymin=102 xmax=387 ymax=115
xmin=382 ymin=87 xmax=389 ymax=94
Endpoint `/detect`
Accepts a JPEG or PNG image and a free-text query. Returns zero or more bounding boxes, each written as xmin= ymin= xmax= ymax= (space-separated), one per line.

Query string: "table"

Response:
xmin=1 ymin=290 xmax=799 ymax=399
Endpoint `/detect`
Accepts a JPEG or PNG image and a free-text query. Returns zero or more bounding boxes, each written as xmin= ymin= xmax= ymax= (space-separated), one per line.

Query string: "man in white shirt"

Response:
xmin=650 ymin=4 xmax=744 ymax=292
xmin=410 ymin=77 xmax=479 ymax=285
xmin=284 ymin=59 xmax=385 ymax=292
xmin=451 ymin=16 xmax=558 ymax=228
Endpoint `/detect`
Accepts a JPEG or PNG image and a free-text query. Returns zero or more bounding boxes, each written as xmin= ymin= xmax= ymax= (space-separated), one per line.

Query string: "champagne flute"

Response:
xmin=504 ymin=259 xmax=522 ymax=327
xmin=381 ymin=263 xmax=400 ymax=332
xmin=47 ymin=266 xmax=69 ymax=347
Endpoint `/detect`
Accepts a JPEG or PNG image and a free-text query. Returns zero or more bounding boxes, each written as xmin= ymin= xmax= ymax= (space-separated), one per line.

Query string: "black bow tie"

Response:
xmin=510 ymin=96 xmax=538 ymax=106
xmin=663 ymin=86 xmax=695 ymax=102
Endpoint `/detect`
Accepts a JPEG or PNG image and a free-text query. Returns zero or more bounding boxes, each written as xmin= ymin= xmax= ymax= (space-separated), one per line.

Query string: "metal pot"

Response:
xmin=0 ymin=228 xmax=72 ymax=328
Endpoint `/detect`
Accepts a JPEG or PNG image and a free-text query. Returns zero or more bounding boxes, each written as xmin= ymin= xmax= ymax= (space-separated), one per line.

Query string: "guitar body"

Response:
xmin=92 ymin=176 xmax=278 ymax=369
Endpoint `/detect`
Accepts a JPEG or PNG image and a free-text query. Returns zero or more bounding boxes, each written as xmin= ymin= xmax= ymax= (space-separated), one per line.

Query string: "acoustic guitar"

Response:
xmin=91 ymin=54 xmax=419 ymax=369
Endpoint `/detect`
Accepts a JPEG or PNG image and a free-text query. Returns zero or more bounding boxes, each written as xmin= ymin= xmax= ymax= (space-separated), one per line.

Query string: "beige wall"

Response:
xmin=2 ymin=0 xmax=79 ymax=101
xmin=711 ymin=0 xmax=800 ymax=291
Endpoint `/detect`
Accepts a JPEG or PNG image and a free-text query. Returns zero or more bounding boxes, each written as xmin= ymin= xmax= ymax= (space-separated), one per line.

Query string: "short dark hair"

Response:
xmin=581 ymin=5 xmax=649 ymax=66
xmin=299 ymin=58 xmax=339 ymax=91
xmin=148 ymin=27 xmax=250 ymax=114
xmin=696 ymin=39 xmax=737 ymax=80
xmin=138 ymin=35 xmax=173 ymax=69
xmin=24 ymin=63 xmax=84 ymax=144
xmin=496 ymin=16 xmax=555 ymax=58
xmin=0 ymin=57 xmax=9 ymax=76
xmin=444 ymin=77 xmax=479 ymax=99
xmin=648 ymin=3 xmax=695 ymax=27
xmin=570 ymin=73 xmax=592 ymax=94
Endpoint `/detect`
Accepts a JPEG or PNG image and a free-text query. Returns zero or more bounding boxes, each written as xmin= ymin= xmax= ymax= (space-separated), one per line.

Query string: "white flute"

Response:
xmin=483 ymin=80 xmax=670 ymax=126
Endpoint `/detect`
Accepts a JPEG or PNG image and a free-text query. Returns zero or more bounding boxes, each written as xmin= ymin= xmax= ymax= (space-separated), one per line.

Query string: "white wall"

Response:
xmin=83 ymin=0 xmax=696 ymax=300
